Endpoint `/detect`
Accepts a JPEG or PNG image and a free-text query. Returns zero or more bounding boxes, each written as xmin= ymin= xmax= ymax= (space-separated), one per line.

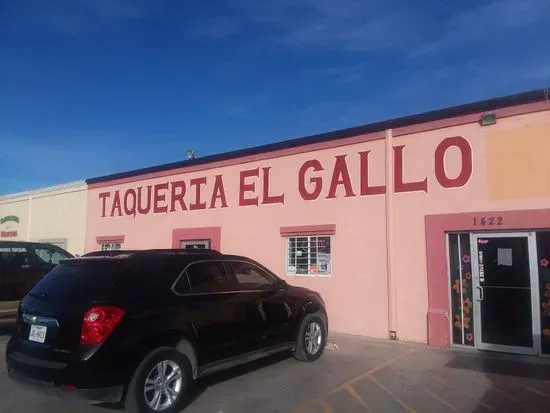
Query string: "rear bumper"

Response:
xmin=7 ymin=365 xmax=123 ymax=404
xmin=5 ymin=336 xmax=126 ymax=404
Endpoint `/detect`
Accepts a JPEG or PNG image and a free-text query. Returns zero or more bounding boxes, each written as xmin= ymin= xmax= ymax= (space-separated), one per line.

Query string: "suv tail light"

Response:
xmin=80 ymin=306 xmax=125 ymax=345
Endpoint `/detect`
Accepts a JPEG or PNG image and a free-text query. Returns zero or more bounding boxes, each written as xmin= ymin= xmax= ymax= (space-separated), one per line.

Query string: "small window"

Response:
xmin=180 ymin=239 xmax=211 ymax=249
xmin=186 ymin=261 xmax=230 ymax=294
xmin=226 ymin=261 xmax=274 ymax=290
xmin=100 ymin=243 xmax=121 ymax=251
xmin=34 ymin=245 xmax=70 ymax=265
xmin=286 ymin=235 xmax=332 ymax=276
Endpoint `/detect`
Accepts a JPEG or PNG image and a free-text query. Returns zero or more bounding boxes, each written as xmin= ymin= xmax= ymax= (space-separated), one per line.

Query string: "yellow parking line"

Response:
xmin=519 ymin=384 xmax=550 ymax=398
xmin=492 ymin=385 xmax=523 ymax=402
xmin=318 ymin=400 xmax=334 ymax=413
xmin=422 ymin=384 xmax=459 ymax=412
xmin=292 ymin=348 xmax=416 ymax=413
xmin=435 ymin=376 xmax=494 ymax=410
xmin=370 ymin=376 xmax=416 ymax=413
xmin=347 ymin=348 xmax=417 ymax=387
xmin=345 ymin=385 xmax=372 ymax=412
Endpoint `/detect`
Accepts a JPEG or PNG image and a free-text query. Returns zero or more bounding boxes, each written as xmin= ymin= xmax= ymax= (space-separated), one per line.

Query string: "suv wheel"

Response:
xmin=293 ymin=313 xmax=326 ymax=362
xmin=125 ymin=347 xmax=192 ymax=413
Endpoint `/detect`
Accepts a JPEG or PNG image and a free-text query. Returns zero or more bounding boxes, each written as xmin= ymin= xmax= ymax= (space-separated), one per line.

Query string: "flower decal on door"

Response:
xmin=536 ymin=231 xmax=550 ymax=355
xmin=449 ymin=234 xmax=475 ymax=346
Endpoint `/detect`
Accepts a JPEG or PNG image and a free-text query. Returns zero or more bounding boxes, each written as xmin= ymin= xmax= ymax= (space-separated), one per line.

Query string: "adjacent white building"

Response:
xmin=0 ymin=181 xmax=87 ymax=255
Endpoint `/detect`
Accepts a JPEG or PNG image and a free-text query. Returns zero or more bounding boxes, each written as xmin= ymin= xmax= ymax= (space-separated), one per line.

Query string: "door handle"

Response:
xmin=476 ymin=286 xmax=484 ymax=302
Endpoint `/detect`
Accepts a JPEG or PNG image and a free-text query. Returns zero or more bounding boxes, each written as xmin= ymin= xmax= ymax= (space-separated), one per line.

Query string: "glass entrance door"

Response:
xmin=471 ymin=233 xmax=541 ymax=355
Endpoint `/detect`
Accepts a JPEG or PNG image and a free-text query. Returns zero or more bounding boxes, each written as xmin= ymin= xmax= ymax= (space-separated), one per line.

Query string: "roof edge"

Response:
xmin=87 ymin=86 xmax=550 ymax=185
xmin=0 ymin=180 xmax=87 ymax=202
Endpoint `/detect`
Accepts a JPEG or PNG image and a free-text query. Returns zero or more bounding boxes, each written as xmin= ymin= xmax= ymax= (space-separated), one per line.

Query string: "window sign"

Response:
xmin=286 ymin=235 xmax=332 ymax=277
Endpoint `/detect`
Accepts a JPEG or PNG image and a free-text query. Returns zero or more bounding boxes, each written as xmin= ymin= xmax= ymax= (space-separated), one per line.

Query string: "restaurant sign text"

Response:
xmin=98 ymin=136 xmax=472 ymax=218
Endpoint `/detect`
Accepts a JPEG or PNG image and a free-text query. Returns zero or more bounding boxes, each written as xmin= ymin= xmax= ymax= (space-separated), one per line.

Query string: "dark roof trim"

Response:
xmin=87 ymin=87 xmax=549 ymax=185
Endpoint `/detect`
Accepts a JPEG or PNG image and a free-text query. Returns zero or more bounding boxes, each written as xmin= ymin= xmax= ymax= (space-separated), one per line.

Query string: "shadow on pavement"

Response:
xmin=444 ymin=336 xmax=550 ymax=413
xmin=446 ymin=352 xmax=550 ymax=381
xmin=98 ymin=350 xmax=293 ymax=411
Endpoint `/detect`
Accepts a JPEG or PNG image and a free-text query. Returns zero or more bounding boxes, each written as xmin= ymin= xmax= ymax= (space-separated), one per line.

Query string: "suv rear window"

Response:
xmin=29 ymin=261 xmax=121 ymax=302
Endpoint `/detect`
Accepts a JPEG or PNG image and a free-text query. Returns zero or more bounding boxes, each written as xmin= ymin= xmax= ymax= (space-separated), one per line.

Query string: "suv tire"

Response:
xmin=125 ymin=347 xmax=192 ymax=413
xmin=293 ymin=313 xmax=326 ymax=362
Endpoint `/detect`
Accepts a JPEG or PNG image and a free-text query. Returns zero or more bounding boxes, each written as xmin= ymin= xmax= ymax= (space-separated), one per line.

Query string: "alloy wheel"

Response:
xmin=143 ymin=360 xmax=184 ymax=411
xmin=304 ymin=321 xmax=323 ymax=355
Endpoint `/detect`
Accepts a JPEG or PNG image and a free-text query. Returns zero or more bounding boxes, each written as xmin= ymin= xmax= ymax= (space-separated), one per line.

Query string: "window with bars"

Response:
xmin=100 ymin=243 xmax=122 ymax=251
xmin=286 ymin=235 xmax=332 ymax=276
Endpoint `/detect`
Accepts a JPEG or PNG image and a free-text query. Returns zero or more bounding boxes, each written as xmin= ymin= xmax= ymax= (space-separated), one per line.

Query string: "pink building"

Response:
xmin=85 ymin=88 xmax=550 ymax=356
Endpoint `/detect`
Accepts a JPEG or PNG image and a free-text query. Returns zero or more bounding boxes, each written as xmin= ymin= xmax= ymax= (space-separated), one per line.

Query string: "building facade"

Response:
xmin=84 ymin=89 xmax=550 ymax=355
xmin=0 ymin=181 xmax=88 ymax=255
xmin=2 ymin=88 xmax=548 ymax=355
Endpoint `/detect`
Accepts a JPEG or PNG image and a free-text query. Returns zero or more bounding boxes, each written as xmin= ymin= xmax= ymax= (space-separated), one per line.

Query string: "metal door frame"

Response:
xmin=470 ymin=232 xmax=541 ymax=355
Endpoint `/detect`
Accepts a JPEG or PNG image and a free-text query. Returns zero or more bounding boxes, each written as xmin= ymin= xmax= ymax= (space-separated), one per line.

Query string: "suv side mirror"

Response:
xmin=276 ymin=279 xmax=287 ymax=290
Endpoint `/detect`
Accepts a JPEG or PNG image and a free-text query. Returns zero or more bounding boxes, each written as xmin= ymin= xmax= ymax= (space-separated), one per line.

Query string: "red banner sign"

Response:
xmin=1 ymin=231 xmax=18 ymax=238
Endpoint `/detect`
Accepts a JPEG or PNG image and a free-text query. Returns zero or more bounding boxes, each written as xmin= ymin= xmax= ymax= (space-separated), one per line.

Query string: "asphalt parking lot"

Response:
xmin=2 ymin=330 xmax=550 ymax=413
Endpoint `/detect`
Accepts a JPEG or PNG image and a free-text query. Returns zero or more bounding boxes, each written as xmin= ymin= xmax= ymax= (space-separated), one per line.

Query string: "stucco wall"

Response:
xmin=85 ymin=107 xmax=550 ymax=343
xmin=0 ymin=182 xmax=88 ymax=256
xmin=86 ymin=138 xmax=390 ymax=338
xmin=390 ymin=110 xmax=550 ymax=342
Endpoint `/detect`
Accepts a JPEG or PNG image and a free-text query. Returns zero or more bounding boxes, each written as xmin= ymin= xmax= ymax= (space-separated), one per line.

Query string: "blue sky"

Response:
xmin=1 ymin=0 xmax=549 ymax=195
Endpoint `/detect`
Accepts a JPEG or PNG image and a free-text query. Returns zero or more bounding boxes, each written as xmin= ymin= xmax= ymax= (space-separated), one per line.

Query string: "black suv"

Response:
xmin=0 ymin=241 xmax=73 ymax=325
xmin=5 ymin=249 xmax=328 ymax=413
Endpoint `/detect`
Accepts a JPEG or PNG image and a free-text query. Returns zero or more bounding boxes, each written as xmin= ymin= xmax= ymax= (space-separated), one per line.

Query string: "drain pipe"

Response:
xmin=385 ymin=129 xmax=397 ymax=340
xmin=26 ymin=194 xmax=32 ymax=241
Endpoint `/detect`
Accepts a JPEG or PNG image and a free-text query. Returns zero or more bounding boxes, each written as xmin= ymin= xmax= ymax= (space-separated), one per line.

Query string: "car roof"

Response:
xmin=0 ymin=240 xmax=62 ymax=247
xmin=81 ymin=248 xmax=222 ymax=257
xmin=69 ymin=249 xmax=258 ymax=266
xmin=68 ymin=248 xmax=223 ymax=263
xmin=60 ymin=250 xmax=280 ymax=281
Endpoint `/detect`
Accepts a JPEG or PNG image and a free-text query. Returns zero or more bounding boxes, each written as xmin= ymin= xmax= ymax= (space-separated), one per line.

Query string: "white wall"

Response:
xmin=0 ymin=181 xmax=88 ymax=256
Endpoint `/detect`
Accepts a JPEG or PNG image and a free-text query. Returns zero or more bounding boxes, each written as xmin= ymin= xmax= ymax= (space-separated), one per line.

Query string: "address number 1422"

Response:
xmin=473 ymin=216 xmax=503 ymax=226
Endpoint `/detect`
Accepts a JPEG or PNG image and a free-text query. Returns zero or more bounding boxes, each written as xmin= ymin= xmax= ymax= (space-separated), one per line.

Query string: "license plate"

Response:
xmin=29 ymin=325 xmax=47 ymax=343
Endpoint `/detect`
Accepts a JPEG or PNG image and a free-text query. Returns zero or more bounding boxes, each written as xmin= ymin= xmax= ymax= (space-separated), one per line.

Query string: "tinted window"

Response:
xmin=135 ymin=261 xmax=186 ymax=298
xmin=0 ymin=246 xmax=30 ymax=271
xmin=30 ymin=261 xmax=121 ymax=303
xmin=186 ymin=261 xmax=230 ymax=294
xmin=34 ymin=245 xmax=71 ymax=265
xmin=227 ymin=261 xmax=274 ymax=291
xmin=173 ymin=274 xmax=191 ymax=295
